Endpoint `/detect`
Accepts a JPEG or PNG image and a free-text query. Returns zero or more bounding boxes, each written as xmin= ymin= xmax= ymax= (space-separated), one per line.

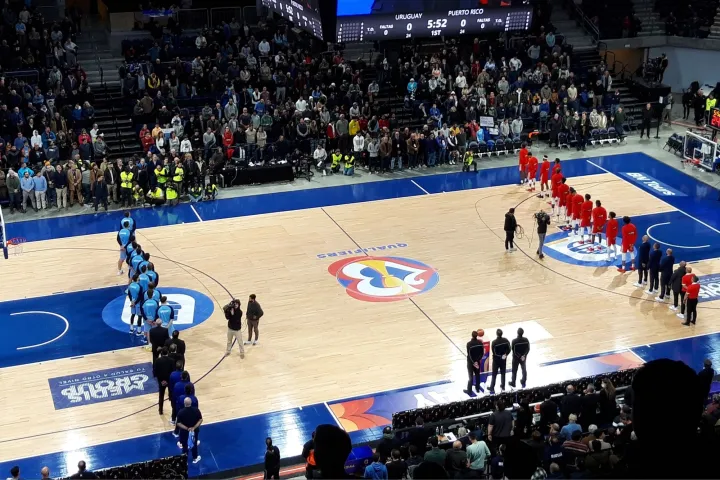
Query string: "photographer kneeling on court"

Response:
xmin=535 ymin=210 xmax=551 ymax=259
xmin=224 ymin=299 xmax=245 ymax=359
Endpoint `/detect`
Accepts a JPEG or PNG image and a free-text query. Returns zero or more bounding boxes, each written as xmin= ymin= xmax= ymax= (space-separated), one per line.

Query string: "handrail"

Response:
xmin=566 ymin=0 xmax=599 ymax=42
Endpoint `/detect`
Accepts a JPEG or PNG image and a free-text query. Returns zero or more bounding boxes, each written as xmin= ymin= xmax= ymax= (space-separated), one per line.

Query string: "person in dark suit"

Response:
xmin=698 ymin=359 xmax=715 ymax=403
xmin=149 ymin=319 xmax=170 ymax=362
xmin=405 ymin=417 xmax=431 ymax=455
xmin=165 ymin=330 xmax=186 ymax=368
xmin=92 ymin=173 xmax=108 ymax=211
xmin=634 ymin=235 xmax=651 ymax=287
xmin=465 ymin=330 xmax=485 ymax=394
xmin=580 ymin=384 xmax=600 ymax=430
xmin=670 ymin=261 xmax=687 ymax=312
xmin=489 ymin=329 xmax=511 ymax=392
xmin=509 ymin=328 xmax=530 ymax=388
xmin=560 ymin=385 xmax=582 ymax=425
xmin=375 ymin=426 xmax=399 ymax=463
xmin=539 ymin=392 xmax=558 ymax=434
xmin=154 ymin=347 xmax=175 ymax=415
xmin=647 ymin=242 xmax=662 ymax=295
xmin=640 ymin=103 xmax=653 ymax=139
xmin=656 ymin=248 xmax=675 ymax=302
xmin=69 ymin=461 xmax=98 ymax=479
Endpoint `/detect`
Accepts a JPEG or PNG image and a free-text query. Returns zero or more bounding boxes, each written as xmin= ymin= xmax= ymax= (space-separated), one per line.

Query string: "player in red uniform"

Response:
xmin=518 ymin=145 xmax=529 ymax=186
xmin=605 ymin=212 xmax=620 ymax=261
xmin=553 ymin=158 xmax=562 ymax=175
xmin=618 ymin=216 xmax=638 ymax=272
xmin=571 ymin=189 xmax=584 ymax=235
xmin=580 ymin=194 xmax=593 ymax=243
xmin=557 ymin=178 xmax=570 ymax=222
xmin=539 ymin=155 xmax=551 ymax=198
xmin=527 ymin=154 xmax=539 ymax=192
xmin=590 ymin=200 xmax=607 ymax=252
xmin=605 ymin=211 xmax=619 ymax=261
xmin=550 ymin=170 xmax=564 ymax=213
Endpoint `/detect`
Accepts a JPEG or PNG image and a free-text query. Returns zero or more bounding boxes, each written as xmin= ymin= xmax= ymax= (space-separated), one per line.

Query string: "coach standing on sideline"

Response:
xmin=669 ymin=261 xmax=687 ymax=312
xmin=154 ymin=348 xmax=174 ymax=415
xmin=536 ymin=210 xmax=550 ymax=259
xmin=509 ymin=328 xmax=530 ymax=388
xmin=656 ymin=248 xmax=675 ymax=303
xmin=489 ymin=329 xmax=510 ymax=393
xmin=504 ymin=208 xmax=518 ymax=252
xmin=634 ymin=235 xmax=651 ymax=287
xmin=177 ymin=397 xmax=203 ymax=464
xmin=465 ymin=330 xmax=485 ymax=395
xmin=149 ymin=319 xmax=170 ymax=362
xmin=225 ymin=299 xmax=245 ymax=358
xmin=166 ymin=330 xmax=186 ymax=368
xmin=245 ymin=294 xmax=264 ymax=346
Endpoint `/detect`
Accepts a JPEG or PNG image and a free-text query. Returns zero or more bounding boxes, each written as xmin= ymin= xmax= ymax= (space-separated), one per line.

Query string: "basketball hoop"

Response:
xmin=6 ymin=237 xmax=26 ymax=256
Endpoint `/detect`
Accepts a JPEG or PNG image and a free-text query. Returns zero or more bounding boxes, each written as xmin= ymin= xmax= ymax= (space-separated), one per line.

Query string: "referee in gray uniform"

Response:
xmin=509 ymin=328 xmax=530 ymax=388
xmin=488 ymin=329 xmax=510 ymax=393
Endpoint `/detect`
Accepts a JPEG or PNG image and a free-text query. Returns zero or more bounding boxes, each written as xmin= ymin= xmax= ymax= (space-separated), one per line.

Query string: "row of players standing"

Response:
xmin=116 ymin=211 xmax=203 ymax=462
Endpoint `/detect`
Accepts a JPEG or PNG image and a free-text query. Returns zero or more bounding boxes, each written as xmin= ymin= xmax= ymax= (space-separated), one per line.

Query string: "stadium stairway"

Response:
xmin=549 ymin=4 xmax=595 ymax=50
xmin=630 ymin=0 xmax=666 ymax=36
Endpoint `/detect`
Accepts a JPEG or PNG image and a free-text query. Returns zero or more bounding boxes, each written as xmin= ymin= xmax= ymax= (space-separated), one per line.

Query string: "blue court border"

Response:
xmin=2 ymin=152 xmax=720 ymax=477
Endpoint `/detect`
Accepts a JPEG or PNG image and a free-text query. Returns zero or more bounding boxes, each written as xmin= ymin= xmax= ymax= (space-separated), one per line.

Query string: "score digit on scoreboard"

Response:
xmin=710 ymin=107 xmax=720 ymax=130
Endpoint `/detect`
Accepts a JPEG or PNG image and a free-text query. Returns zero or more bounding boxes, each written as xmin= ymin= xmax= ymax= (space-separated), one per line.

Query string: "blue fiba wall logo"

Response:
xmin=102 ymin=287 xmax=215 ymax=333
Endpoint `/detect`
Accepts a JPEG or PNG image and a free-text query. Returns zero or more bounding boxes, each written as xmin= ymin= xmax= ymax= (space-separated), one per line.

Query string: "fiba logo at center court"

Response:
xmin=545 ymin=233 xmax=623 ymax=267
xmin=328 ymin=256 xmax=439 ymax=302
xmin=101 ymin=287 xmax=215 ymax=333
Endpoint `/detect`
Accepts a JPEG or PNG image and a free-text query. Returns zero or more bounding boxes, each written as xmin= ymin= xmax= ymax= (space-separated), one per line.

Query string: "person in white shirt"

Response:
xmin=180 ymin=137 xmax=193 ymax=153
xmin=30 ymin=129 xmax=42 ymax=148
xmin=90 ymin=123 xmax=100 ymax=142
xmin=509 ymin=56 xmax=522 ymax=71
xmin=455 ymin=72 xmax=467 ymax=90
xmin=314 ymin=144 xmax=327 ymax=175
xmin=295 ymin=97 xmax=308 ymax=113
xmin=258 ymin=39 xmax=271 ymax=56
xmin=352 ymin=132 xmax=365 ymax=163
xmin=195 ymin=34 xmax=207 ymax=49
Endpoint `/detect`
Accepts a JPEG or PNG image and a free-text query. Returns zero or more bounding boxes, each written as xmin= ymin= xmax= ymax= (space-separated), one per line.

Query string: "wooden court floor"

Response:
xmin=2 ymin=171 xmax=719 ymax=463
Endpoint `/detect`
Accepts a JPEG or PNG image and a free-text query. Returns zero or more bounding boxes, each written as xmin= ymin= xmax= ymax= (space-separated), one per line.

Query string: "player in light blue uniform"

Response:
xmin=138 ymin=271 xmax=151 ymax=292
xmin=137 ymin=253 xmax=151 ymax=278
xmin=141 ymin=286 xmax=161 ymax=350
xmin=117 ymin=224 xmax=133 ymax=276
xmin=127 ymin=275 xmax=143 ymax=334
xmin=122 ymin=211 xmax=136 ymax=234
xmin=145 ymin=262 xmax=159 ymax=287
xmin=158 ymin=296 xmax=175 ymax=336
xmin=129 ymin=249 xmax=145 ymax=281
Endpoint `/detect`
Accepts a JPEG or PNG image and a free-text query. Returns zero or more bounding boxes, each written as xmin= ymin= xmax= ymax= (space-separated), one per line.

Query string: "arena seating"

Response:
xmin=57 ymin=455 xmax=187 ymax=479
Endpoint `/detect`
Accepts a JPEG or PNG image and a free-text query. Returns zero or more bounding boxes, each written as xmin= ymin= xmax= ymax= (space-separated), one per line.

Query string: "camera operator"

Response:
xmin=535 ymin=210 xmax=551 ymax=259
xmin=224 ymin=299 xmax=245 ymax=359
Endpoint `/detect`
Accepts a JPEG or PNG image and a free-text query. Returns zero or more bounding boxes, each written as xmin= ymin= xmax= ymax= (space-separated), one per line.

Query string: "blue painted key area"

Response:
xmin=3 ymin=152 xmax=720 ymax=477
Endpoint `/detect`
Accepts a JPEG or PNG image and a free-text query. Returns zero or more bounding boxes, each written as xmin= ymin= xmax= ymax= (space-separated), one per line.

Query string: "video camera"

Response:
xmin=533 ymin=210 xmax=548 ymax=221
xmin=223 ymin=298 xmax=239 ymax=313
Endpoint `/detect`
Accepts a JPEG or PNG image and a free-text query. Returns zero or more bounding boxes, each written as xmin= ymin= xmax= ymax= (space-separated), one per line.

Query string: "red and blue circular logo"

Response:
xmin=328 ymin=256 xmax=440 ymax=302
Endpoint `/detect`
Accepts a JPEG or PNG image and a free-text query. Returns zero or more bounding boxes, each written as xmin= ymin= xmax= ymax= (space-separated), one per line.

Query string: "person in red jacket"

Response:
xmin=606 ymin=211 xmax=619 ymax=261
xmin=527 ymin=153 xmax=539 ymax=192
xmin=682 ymin=274 xmax=700 ymax=325
xmin=571 ymin=189 xmax=584 ymax=235
xmin=538 ymin=155 xmax=551 ymax=198
xmin=618 ymin=216 xmax=638 ymax=273
xmin=580 ymin=194 xmax=594 ymax=243
xmin=677 ymin=266 xmax=694 ymax=320
xmin=551 ymin=169 xmax=564 ymax=214
xmin=590 ymin=200 xmax=608 ymax=252
xmin=518 ymin=145 xmax=529 ymax=186
xmin=141 ymin=131 xmax=155 ymax=152
xmin=557 ymin=178 xmax=570 ymax=223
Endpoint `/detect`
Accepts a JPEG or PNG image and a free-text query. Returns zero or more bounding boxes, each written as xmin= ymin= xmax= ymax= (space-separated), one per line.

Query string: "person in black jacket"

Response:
xmin=579 ymin=384 xmax=600 ymax=431
xmin=165 ymin=330 xmax=186 ymax=368
xmin=539 ymin=392 xmax=558 ymax=434
xmin=149 ymin=319 xmax=170 ymax=362
xmin=465 ymin=330 xmax=485 ymax=394
xmin=264 ymin=437 xmax=281 ymax=479
xmin=69 ymin=461 xmax=98 ymax=479
xmin=504 ymin=208 xmax=518 ymax=252
xmin=634 ymin=235 xmax=651 ymax=287
xmin=656 ymin=248 xmax=675 ymax=302
xmin=646 ymin=242 xmax=662 ymax=295
xmin=669 ymin=261 xmax=687 ymax=311
xmin=92 ymin=174 xmax=108 ymax=211
xmin=536 ymin=210 xmax=550 ymax=259
xmin=154 ymin=347 xmax=175 ymax=414
xmin=302 ymin=431 xmax=316 ymax=479
xmin=509 ymin=328 xmax=530 ymax=388
xmin=489 ymin=329 xmax=510 ymax=392
xmin=225 ymin=299 xmax=245 ymax=358
xmin=698 ymin=359 xmax=715 ymax=404
xmin=245 ymin=294 xmax=264 ymax=346
xmin=640 ymin=103 xmax=653 ymax=138
xmin=560 ymin=385 xmax=582 ymax=425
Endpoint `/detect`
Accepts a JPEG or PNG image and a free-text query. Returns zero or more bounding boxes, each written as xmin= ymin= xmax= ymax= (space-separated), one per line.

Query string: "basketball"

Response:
xmin=476 ymin=329 xmax=484 ymax=338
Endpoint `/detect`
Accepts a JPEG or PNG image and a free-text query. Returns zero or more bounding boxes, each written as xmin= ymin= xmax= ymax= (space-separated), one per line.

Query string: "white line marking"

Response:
xmin=586 ymin=159 xmax=720 ymax=235
xmin=324 ymin=402 xmax=344 ymax=429
xmin=627 ymin=349 xmax=646 ymax=365
xmin=11 ymin=311 xmax=69 ymax=350
xmin=646 ymin=222 xmax=711 ymax=249
xmin=411 ymin=180 xmax=431 ymax=195
xmin=190 ymin=205 xmax=204 ymax=222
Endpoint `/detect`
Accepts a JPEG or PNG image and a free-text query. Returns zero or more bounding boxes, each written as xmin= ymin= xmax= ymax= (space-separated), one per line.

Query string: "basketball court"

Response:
xmin=1 ymin=152 xmax=720 ymax=476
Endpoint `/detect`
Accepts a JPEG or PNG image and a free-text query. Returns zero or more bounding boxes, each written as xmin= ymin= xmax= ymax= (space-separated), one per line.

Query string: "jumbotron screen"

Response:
xmin=335 ymin=0 xmax=533 ymax=43
xmin=710 ymin=107 xmax=720 ymax=131
xmin=262 ymin=0 xmax=323 ymax=39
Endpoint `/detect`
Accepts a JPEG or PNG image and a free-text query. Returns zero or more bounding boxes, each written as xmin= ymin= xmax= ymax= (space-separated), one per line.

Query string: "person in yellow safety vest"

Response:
xmin=204 ymin=183 xmax=218 ymax=201
xmin=166 ymin=183 xmax=179 ymax=206
xmin=462 ymin=149 xmax=477 ymax=172
xmin=156 ymin=161 xmax=169 ymax=187
xmin=343 ymin=153 xmax=354 ymax=176
xmin=120 ymin=166 xmax=134 ymax=207
xmin=705 ymin=93 xmax=716 ymax=124
xmin=172 ymin=158 xmax=185 ymax=193
xmin=133 ymin=185 xmax=145 ymax=206
xmin=188 ymin=182 xmax=203 ymax=202
xmin=331 ymin=150 xmax=342 ymax=174
xmin=146 ymin=186 xmax=166 ymax=206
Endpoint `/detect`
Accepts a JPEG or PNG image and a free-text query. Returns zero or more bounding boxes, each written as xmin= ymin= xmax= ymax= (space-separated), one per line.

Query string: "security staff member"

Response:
xmin=172 ymin=158 xmax=185 ymax=192
xmin=509 ymin=328 xmax=530 ymax=388
xmin=488 ymin=329 xmax=510 ymax=392
xmin=166 ymin=183 xmax=179 ymax=205
xmin=120 ymin=165 xmax=134 ymax=207
xmin=462 ymin=149 xmax=477 ymax=172
xmin=465 ymin=330 xmax=484 ymax=394
xmin=204 ymin=182 xmax=218 ymax=201
xmin=343 ymin=153 xmax=355 ymax=176
xmin=154 ymin=347 xmax=174 ymax=414
xmin=156 ymin=161 xmax=168 ymax=188
xmin=331 ymin=150 xmax=342 ymax=173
